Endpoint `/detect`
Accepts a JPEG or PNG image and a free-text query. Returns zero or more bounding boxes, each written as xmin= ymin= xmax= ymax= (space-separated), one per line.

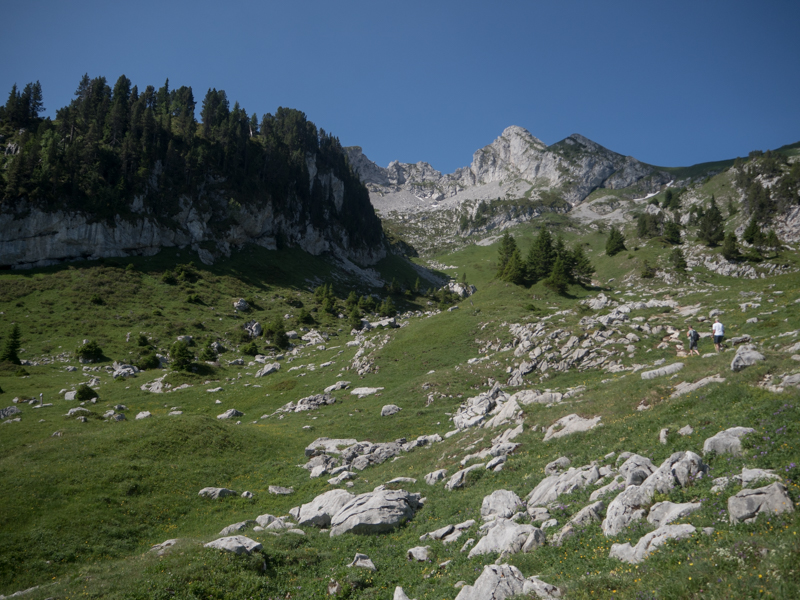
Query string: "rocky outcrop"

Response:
xmin=454 ymin=564 xmax=562 ymax=600
xmin=0 ymin=151 xmax=386 ymax=269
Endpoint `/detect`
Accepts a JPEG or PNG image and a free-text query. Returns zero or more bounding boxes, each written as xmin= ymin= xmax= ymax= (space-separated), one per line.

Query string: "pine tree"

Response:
xmin=742 ymin=216 xmax=760 ymax=245
xmin=526 ymin=228 xmax=555 ymax=282
xmin=502 ymin=247 xmax=526 ymax=285
xmin=765 ymin=230 xmax=781 ymax=257
xmin=496 ymin=231 xmax=518 ymax=277
xmin=0 ymin=325 xmax=22 ymax=364
xmin=697 ymin=196 xmax=725 ymax=247
xmin=669 ymin=248 xmax=687 ymax=272
xmin=605 ymin=225 xmax=627 ymax=256
xmin=663 ymin=221 xmax=682 ymax=244
xmin=570 ymin=244 xmax=595 ymax=285
xmin=169 ymin=340 xmax=194 ymax=371
xmin=543 ymin=255 xmax=570 ymax=294
xmin=721 ymin=232 xmax=741 ymax=261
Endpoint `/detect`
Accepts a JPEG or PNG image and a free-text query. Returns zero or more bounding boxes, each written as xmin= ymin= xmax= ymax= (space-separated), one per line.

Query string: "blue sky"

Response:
xmin=2 ymin=0 xmax=798 ymax=173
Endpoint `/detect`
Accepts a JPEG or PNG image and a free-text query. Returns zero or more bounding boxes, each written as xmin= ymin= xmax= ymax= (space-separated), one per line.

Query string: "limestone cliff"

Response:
xmin=0 ymin=153 xmax=386 ymax=269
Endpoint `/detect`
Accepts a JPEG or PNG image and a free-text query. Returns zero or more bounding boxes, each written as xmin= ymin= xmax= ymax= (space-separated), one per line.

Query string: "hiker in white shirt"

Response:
xmin=712 ymin=318 xmax=724 ymax=353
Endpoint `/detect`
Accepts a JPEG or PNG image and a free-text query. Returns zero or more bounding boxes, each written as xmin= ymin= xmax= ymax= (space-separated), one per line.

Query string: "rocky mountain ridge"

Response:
xmin=346 ymin=126 xmax=672 ymax=216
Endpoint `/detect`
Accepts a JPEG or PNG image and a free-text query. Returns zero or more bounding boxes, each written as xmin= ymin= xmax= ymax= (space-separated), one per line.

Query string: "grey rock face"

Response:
xmin=609 ymin=524 xmax=696 ymax=564
xmin=329 ymin=489 xmax=423 ymax=536
xmin=204 ymin=535 xmax=262 ymax=555
xmin=480 ymin=490 xmax=525 ymax=521
xmin=297 ymin=489 xmax=355 ymax=528
xmin=728 ymin=482 xmax=795 ymax=524
xmin=703 ymin=427 xmax=754 ymax=457
xmin=454 ymin=563 xmax=562 ymax=600
xmin=731 ymin=344 xmax=766 ymax=372
xmin=198 ymin=487 xmax=237 ymax=500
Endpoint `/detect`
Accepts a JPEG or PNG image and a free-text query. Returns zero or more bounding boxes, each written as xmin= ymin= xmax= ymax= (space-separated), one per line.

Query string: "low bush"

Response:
xmin=75 ymin=384 xmax=98 ymax=401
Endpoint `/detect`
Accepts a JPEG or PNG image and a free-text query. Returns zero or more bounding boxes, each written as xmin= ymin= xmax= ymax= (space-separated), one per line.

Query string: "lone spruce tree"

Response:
xmin=525 ymin=228 xmax=555 ymax=283
xmin=605 ymin=225 xmax=627 ymax=256
xmin=697 ymin=196 xmax=725 ymax=247
xmin=496 ymin=231 xmax=518 ymax=277
xmin=0 ymin=325 xmax=22 ymax=364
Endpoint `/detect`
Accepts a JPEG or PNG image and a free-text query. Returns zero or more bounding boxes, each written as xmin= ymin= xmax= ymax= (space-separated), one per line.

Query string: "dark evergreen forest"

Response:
xmin=0 ymin=75 xmax=382 ymax=249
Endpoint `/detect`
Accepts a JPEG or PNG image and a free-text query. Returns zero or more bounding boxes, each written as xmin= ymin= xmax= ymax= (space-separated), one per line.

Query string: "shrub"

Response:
xmin=75 ymin=384 xmax=98 ymax=401
xmin=198 ymin=341 xmax=218 ymax=362
xmin=15 ymin=368 xmax=29 ymax=377
xmin=134 ymin=353 xmax=160 ymax=370
xmin=640 ymin=260 xmax=656 ymax=279
xmin=161 ymin=271 xmax=177 ymax=285
xmin=76 ymin=340 xmax=104 ymax=362
xmin=187 ymin=294 xmax=202 ymax=304
xmin=296 ymin=308 xmax=314 ymax=325
xmin=241 ymin=341 xmax=259 ymax=356
xmin=90 ymin=294 xmax=105 ymax=305
xmin=136 ymin=334 xmax=149 ymax=347
xmin=264 ymin=318 xmax=289 ymax=350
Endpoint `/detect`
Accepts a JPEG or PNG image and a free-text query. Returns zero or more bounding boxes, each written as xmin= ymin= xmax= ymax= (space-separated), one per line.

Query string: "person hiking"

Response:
xmin=712 ymin=317 xmax=724 ymax=353
xmin=687 ymin=325 xmax=700 ymax=356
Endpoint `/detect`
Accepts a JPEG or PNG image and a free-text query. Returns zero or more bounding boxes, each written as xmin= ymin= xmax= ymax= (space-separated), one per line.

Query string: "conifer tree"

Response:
xmin=742 ymin=216 xmax=760 ymax=245
xmin=543 ymin=255 xmax=570 ymax=294
xmin=502 ymin=247 xmax=526 ymax=285
xmin=697 ymin=196 xmax=725 ymax=247
xmin=525 ymin=228 xmax=555 ymax=282
xmin=721 ymin=232 xmax=741 ymax=261
xmin=496 ymin=231 xmax=518 ymax=277
xmin=570 ymin=244 xmax=595 ymax=285
xmin=0 ymin=325 xmax=22 ymax=365
xmin=605 ymin=225 xmax=627 ymax=256
xmin=663 ymin=220 xmax=681 ymax=244
xmin=669 ymin=247 xmax=687 ymax=272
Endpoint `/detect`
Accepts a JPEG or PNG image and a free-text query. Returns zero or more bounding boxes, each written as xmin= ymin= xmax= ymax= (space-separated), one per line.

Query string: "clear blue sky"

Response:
xmin=2 ymin=0 xmax=798 ymax=173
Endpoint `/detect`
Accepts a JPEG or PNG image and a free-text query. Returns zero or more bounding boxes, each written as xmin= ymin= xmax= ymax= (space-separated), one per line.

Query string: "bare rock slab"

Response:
xmin=455 ymin=564 xmax=562 ymax=600
xmin=543 ymin=414 xmax=601 ymax=441
xmin=728 ymin=482 xmax=795 ymax=524
xmin=198 ymin=487 xmax=237 ymax=500
xmin=204 ymin=535 xmax=262 ymax=555
xmin=329 ymin=489 xmax=423 ymax=536
xmin=609 ymin=524 xmax=695 ymax=564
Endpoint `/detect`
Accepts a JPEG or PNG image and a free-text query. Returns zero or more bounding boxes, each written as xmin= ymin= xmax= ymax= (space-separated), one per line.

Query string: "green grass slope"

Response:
xmin=1 ymin=196 xmax=799 ymax=599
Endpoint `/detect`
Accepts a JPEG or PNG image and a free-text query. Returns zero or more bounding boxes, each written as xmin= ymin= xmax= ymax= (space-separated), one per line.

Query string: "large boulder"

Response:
xmin=703 ymin=427 xmax=754 ymax=457
xmin=297 ymin=489 xmax=355 ymax=527
xmin=731 ymin=344 xmax=766 ymax=372
xmin=204 ymin=535 xmax=261 ymax=555
xmin=480 ymin=490 xmax=525 ymax=521
xmin=527 ymin=465 xmax=600 ymax=507
xmin=255 ymin=362 xmax=280 ymax=377
xmin=543 ymin=414 xmax=601 ymax=441
xmin=728 ymin=482 xmax=795 ymax=524
xmin=329 ymin=489 xmax=423 ymax=536
xmin=455 ymin=564 xmax=562 ymax=600
xmin=198 ymin=487 xmax=237 ymax=499
xmin=468 ymin=519 xmax=539 ymax=558
xmin=609 ymin=525 xmax=696 ymax=564
xmin=381 ymin=404 xmax=401 ymax=416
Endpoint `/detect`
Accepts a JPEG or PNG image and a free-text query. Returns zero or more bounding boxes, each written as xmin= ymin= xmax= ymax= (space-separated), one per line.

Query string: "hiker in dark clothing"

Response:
xmin=687 ymin=324 xmax=700 ymax=356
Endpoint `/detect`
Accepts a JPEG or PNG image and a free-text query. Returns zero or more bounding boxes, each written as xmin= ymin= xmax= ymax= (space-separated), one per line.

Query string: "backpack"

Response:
xmin=690 ymin=330 xmax=700 ymax=343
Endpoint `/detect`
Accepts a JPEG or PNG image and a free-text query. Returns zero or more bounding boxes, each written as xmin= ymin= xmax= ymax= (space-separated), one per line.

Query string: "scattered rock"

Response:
xmin=647 ymin=501 xmax=702 ymax=527
xmin=703 ymin=427 xmax=754 ymax=457
xmin=268 ymin=485 xmax=294 ymax=495
xmin=481 ymin=490 xmax=525 ymax=521
xmin=609 ymin=524 xmax=696 ymax=564
xmin=198 ymin=487 xmax=237 ymax=500
xmin=728 ymin=482 xmax=795 ymax=524
xmin=424 ymin=469 xmax=447 ymax=485
xmin=381 ymin=404 xmax=401 ymax=416
xmin=543 ymin=414 xmax=601 ymax=441
xmin=544 ymin=457 xmax=571 ymax=476
xmin=350 ymin=387 xmax=384 ymax=398
xmin=347 ymin=553 xmax=376 ymax=571
xmin=217 ymin=409 xmax=244 ymax=420
xmin=731 ymin=344 xmax=766 ymax=372
xmin=407 ymin=545 xmax=430 ymax=561
xmin=135 ymin=411 xmax=151 ymax=420
xmin=255 ymin=363 xmax=280 ymax=377
xmin=454 ymin=563 xmax=562 ymax=600
xmin=641 ymin=362 xmax=684 ymax=380
xmin=204 ymin=535 xmax=261 ymax=555
xmin=445 ymin=464 xmax=484 ymax=491
xmin=468 ymin=519 xmax=538 ymax=558
xmin=298 ymin=489 xmax=355 ymax=528
xmin=219 ymin=520 xmax=255 ymax=536
xmin=149 ymin=539 xmax=179 ymax=556
xmin=329 ymin=489 xmax=423 ymax=536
